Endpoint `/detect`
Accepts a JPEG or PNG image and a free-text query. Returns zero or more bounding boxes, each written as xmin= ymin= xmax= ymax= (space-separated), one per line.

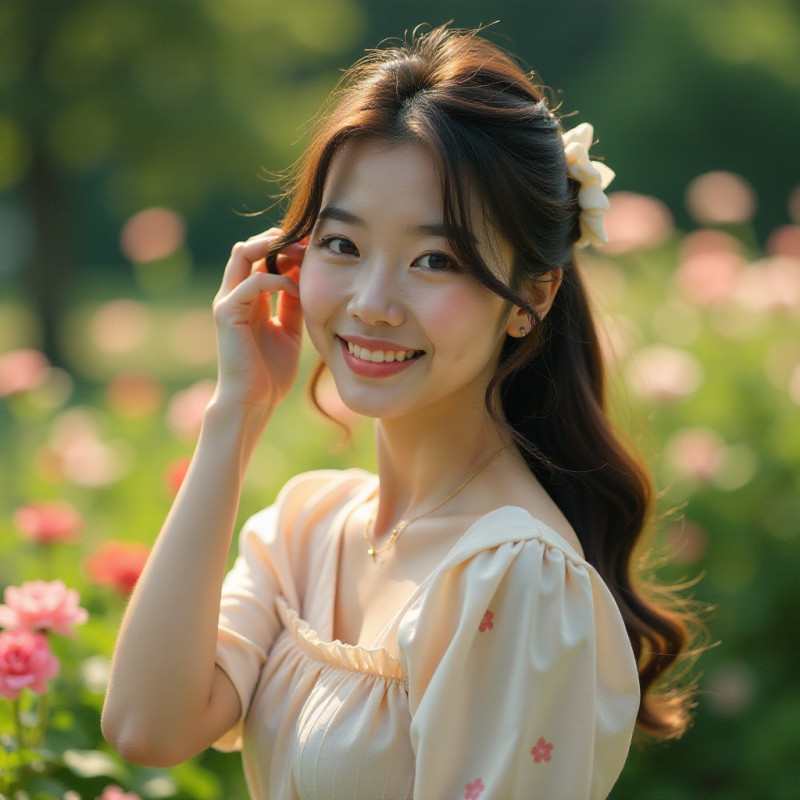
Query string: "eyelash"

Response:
xmin=313 ymin=235 xmax=459 ymax=272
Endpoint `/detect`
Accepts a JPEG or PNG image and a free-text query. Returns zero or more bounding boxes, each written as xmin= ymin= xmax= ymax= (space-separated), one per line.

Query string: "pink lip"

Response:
xmin=339 ymin=334 xmax=422 ymax=351
xmin=338 ymin=337 xmax=423 ymax=378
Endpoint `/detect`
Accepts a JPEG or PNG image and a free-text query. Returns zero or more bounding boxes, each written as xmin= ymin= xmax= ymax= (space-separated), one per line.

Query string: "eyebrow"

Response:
xmin=316 ymin=205 xmax=450 ymax=239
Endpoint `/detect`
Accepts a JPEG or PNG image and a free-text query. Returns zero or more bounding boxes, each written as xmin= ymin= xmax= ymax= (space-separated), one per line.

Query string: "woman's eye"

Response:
xmin=415 ymin=251 xmax=457 ymax=271
xmin=319 ymin=235 xmax=359 ymax=256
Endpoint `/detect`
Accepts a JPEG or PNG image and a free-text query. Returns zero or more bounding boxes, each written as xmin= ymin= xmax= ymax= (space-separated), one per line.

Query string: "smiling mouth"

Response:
xmin=342 ymin=339 xmax=424 ymax=363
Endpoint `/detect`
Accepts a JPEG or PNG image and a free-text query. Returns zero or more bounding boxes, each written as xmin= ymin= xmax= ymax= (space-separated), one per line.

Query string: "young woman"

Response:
xmin=103 ymin=25 xmax=704 ymax=800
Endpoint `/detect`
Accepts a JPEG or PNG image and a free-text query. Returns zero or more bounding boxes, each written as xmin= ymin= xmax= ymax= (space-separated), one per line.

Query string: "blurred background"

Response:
xmin=1 ymin=0 xmax=799 ymax=797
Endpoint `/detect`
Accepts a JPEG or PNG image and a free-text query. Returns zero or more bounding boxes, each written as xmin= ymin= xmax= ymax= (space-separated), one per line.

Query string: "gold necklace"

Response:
xmin=362 ymin=447 xmax=507 ymax=559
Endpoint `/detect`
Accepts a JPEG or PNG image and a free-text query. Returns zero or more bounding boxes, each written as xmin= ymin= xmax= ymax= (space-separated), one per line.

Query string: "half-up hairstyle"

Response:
xmin=265 ymin=24 xmax=710 ymax=743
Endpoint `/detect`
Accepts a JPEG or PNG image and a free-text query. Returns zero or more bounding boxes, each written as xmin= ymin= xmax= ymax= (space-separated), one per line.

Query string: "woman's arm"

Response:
xmin=102 ymin=230 xmax=305 ymax=766
xmin=102 ymin=400 xmax=269 ymax=766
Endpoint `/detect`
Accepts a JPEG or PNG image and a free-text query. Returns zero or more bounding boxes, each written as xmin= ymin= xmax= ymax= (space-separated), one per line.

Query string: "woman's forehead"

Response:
xmin=320 ymin=139 xmax=444 ymax=222
xmin=321 ymin=140 xmax=510 ymax=249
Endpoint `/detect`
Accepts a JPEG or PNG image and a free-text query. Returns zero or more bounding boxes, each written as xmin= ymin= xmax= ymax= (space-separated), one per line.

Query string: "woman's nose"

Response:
xmin=346 ymin=262 xmax=406 ymax=326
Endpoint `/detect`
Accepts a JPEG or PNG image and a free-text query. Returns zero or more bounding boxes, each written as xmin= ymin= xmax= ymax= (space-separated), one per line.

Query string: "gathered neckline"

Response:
xmin=284 ymin=472 xmax=587 ymax=659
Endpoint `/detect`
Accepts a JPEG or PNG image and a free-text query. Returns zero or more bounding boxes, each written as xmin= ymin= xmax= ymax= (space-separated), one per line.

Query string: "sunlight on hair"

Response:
xmin=662 ymin=520 xmax=709 ymax=565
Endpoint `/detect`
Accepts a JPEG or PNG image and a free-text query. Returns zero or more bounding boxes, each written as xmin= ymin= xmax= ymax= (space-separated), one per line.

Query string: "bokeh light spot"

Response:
xmin=685 ymin=171 xmax=757 ymax=225
xmin=603 ymin=192 xmax=673 ymax=255
xmin=89 ymin=299 xmax=151 ymax=354
xmin=120 ymin=207 xmax=186 ymax=263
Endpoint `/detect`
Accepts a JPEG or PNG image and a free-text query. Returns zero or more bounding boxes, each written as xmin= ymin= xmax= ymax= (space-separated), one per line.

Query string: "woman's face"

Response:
xmin=299 ymin=138 xmax=516 ymax=423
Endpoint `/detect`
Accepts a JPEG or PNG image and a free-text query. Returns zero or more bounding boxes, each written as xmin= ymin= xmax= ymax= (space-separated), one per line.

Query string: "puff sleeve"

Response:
xmin=398 ymin=532 xmax=640 ymax=800
xmin=213 ymin=470 xmax=349 ymax=751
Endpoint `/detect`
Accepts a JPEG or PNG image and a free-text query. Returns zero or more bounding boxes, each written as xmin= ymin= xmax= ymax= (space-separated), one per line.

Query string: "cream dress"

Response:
xmin=213 ymin=469 xmax=640 ymax=799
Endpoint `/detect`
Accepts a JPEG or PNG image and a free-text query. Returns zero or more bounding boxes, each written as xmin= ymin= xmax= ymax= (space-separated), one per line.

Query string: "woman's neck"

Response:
xmin=370 ymin=399 xmax=511 ymax=536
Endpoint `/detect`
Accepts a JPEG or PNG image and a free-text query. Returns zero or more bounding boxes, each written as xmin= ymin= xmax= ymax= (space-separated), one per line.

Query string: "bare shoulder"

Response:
xmin=476 ymin=460 xmax=584 ymax=558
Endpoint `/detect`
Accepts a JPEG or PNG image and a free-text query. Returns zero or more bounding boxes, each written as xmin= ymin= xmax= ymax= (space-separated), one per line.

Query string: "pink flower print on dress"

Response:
xmin=464 ymin=777 xmax=485 ymax=799
xmin=479 ymin=610 xmax=494 ymax=632
xmin=531 ymin=736 xmax=554 ymax=763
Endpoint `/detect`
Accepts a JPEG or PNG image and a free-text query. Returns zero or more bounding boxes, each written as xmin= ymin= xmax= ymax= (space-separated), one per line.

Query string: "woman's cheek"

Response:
xmin=423 ymin=285 xmax=503 ymax=357
xmin=298 ymin=263 xmax=336 ymax=323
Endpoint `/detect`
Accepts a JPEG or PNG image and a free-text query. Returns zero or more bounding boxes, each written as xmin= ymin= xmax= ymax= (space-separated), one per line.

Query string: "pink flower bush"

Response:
xmin=96 ymin=786 xmax=143 ymax=800
xmin=13 ymin=500 xmax=84 ymax=544
xmin=0 ymin=629 xmax=60 ymax=700
xmin=85 ymin=541 xmax=150 ymax=596
xmin=0 ymin=580 xmax=88 ymax=637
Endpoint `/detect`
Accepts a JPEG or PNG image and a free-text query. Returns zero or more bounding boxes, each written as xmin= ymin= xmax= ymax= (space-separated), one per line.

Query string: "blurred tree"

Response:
xmin=0 ymin=0 xmax=364 ymax=366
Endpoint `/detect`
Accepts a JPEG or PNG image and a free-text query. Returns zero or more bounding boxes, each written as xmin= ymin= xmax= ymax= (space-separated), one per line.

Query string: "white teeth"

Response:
xmin=345 ymin=341 xmax=418 ymax=363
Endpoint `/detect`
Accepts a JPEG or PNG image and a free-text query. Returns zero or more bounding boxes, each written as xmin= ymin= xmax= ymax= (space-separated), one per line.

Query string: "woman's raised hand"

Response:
xmin=211 ymin=228 xmax=306 ymax=411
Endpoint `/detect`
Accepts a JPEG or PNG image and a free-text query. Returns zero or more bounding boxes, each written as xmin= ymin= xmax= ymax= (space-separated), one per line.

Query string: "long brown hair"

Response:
xmin=265 ymin=24 xmax=711 ymax=743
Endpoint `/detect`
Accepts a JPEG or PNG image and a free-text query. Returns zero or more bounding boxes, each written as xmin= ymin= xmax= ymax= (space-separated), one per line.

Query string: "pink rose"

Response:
xmin=0 ymin=580 xmax=89 ymax=637
xmin=0 ymin=629 xmax=60 ymax=700
xmin=96 ymin=785 xmax=143 ymax=800
xmin=84 ymin=542 xmax=150 ymax=596
xmin=13 ymin=500 xmax=84 ymax=544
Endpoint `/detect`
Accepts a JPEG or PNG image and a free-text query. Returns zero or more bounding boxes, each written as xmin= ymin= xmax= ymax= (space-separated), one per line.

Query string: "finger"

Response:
xmin=274 ymin=241 xmax=307 ymax=275
xmin=276 ymin=276 xmax=303 ymax=336
xmin=218 ymin=271 xmax=296 ymax=315
xmin=219 ymin=231 xmax=284 ymax=295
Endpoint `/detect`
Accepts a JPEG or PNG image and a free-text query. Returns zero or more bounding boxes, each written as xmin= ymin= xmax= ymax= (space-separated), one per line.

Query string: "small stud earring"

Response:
xmin=519 ymin=326 xmax=527 ymax=336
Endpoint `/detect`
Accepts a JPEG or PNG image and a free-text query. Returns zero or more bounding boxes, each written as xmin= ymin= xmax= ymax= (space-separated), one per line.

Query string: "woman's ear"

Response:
xmin=505 ymin=269 xmax=563 ymax=337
